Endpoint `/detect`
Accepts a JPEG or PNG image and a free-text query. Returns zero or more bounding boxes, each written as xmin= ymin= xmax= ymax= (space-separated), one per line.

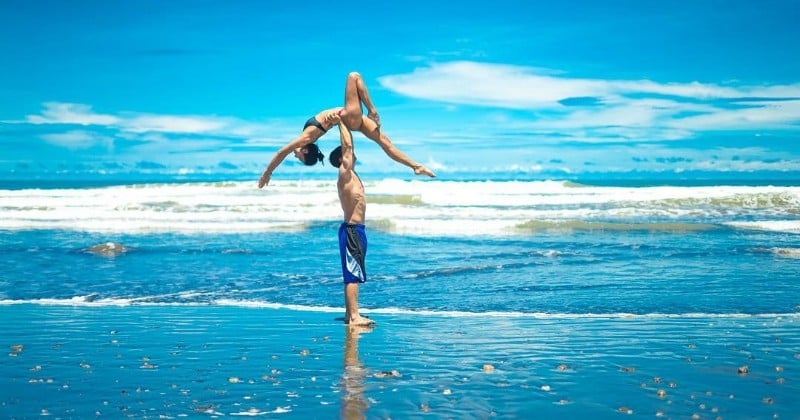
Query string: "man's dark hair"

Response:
xmin=303 ymin=143 xmax=325 ymax=166
xmin=329 ymin=146 xmax=343 ymax=168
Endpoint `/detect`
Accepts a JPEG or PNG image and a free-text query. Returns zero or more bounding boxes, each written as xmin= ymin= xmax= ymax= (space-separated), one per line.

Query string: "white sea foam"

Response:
xmin=1 ymin=296 xmax=797 ymax=319
xmin=1 ymin=180 xmax=798 ymax=235
xmin=725 ymin=220 xmax=800 ymax=234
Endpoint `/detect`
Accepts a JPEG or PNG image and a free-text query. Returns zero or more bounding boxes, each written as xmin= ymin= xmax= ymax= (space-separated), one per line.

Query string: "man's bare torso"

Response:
xmin=338 ymin=170 xmax=365 ymax=225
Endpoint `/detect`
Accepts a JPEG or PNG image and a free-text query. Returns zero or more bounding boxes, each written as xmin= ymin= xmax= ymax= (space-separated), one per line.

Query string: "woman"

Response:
xmin=257 ymin=72 xmax=435 ymax=188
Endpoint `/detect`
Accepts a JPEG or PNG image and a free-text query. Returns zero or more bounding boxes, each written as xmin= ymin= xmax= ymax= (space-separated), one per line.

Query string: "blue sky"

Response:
xmin=1 ymin=0 xmax=799 ymax=179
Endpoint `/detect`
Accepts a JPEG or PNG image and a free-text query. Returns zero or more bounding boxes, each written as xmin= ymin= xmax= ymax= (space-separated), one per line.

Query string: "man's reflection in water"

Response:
xmin=341 ymin=324 xmax=373 ymax=419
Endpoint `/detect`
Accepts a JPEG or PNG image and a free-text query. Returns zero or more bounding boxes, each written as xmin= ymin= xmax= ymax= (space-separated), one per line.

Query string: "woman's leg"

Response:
xmin=352 ymin=72 xmax=379 ymax=126
xmin=342 ymin=72 xmax=364 ymax=129
xmin=357 ymin=117 xmax=435 ymax=177
xmin=342 ymin=72 xmax=381 ymax=129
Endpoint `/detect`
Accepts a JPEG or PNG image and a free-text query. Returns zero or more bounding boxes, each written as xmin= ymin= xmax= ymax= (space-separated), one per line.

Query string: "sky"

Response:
xmin=1 ymin=0 xmax=799 ymax=180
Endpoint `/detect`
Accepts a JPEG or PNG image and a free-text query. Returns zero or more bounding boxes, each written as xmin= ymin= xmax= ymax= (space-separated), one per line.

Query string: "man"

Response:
xmin=257 ymin=72 xmax=435 ymax=189
xmin=329 ymin=114 xmax=373 ymax=326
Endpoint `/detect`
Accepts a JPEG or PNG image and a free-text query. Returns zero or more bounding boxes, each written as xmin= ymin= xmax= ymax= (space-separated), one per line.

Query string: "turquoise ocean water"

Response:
xmin=1 ymin=175 xmax=799 ymax=418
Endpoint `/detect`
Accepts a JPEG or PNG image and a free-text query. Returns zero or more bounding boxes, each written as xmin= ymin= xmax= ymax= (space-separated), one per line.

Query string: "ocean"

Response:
xmin=1 ymin=176 xmax=799 ymax=418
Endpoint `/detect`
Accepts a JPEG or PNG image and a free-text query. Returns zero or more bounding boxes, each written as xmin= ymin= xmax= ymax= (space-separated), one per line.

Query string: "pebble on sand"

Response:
xmin=374 ymin=370 xmax=401 ymax=378
xmin=193 ymin=405 xmax=215 ymax=413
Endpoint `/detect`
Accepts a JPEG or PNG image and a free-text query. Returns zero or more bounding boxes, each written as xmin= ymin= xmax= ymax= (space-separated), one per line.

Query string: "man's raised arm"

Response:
xmin=338 ymin=121 xmax=355 ymax=172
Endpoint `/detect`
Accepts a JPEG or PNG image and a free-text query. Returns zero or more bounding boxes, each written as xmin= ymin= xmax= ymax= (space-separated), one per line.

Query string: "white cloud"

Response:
xmin=380 ymin=61 xmax=800 ymax=106
xmin=378 ymin=61 xmax=800 ymax=141
xmin=40 ymin=130 xmax=113 ymax=150
xmin=669 ymin=99 xmax=800 ymax=130
xmin=27 ymin=103 xmax=120 ymax=126
xmin=23 ymin=102 xmax=287 ymax=140
xmin=122 ymin=115 xmax=231 ymax=134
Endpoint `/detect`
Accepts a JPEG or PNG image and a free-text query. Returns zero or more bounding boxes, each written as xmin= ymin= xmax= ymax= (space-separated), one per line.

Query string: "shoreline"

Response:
xmin=2 ymin=305 xmax=797 ymax=418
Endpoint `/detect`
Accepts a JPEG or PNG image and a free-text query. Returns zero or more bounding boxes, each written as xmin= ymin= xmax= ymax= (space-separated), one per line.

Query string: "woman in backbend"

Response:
xmin=257 ymin=72 xmax=435 ymax=188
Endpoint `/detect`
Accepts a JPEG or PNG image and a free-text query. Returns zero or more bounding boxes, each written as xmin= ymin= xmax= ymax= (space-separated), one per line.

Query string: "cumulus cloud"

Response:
xmin=380 ymin=61 xmax=800 ymax=105
xmin=379 ymin=61 xmax=800 ymax=141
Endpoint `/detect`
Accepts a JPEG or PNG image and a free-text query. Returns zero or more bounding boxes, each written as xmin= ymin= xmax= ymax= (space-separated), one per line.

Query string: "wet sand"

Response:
xmin=1 ymin=305 xmax=798 ymax=418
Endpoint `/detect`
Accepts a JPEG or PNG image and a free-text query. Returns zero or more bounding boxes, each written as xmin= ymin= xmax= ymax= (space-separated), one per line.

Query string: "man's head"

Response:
xmin=293 ymin=143 xmax=325 ymax=166
xmin=329 ymin=146 xmax=342 ymax=168
xmin=329 ymin=146 xmax=356 ymax=168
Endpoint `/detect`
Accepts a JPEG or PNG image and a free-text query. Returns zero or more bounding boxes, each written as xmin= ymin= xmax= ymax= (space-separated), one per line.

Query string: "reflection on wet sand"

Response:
xmin=341 ymin=324 xmax=373 ymax=420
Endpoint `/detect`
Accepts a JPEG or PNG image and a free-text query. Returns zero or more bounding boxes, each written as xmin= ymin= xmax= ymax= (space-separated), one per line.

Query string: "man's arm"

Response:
xmin=257 ymin=132 xmax=316 ymax=188
xmin=338 ymin=121 xmax=355 ymax=173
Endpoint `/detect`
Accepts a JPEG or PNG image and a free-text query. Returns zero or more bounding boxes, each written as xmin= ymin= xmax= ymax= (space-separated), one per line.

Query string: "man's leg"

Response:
xmin=345 ymin=282 xmax=359 ymax=321
xmin=345 ymin=283 xmax=373 ymax=325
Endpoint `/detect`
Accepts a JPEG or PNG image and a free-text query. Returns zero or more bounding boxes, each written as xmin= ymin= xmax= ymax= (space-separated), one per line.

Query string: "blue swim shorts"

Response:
xmin=338 ymin=223 xmax=367 ymax=284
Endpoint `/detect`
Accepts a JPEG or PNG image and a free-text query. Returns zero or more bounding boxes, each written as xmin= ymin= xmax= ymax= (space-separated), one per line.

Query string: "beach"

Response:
xmin=2 ymin=305 xmax=798 ymax=418
xmin=1 ymin=178 xmax=799 ymax=418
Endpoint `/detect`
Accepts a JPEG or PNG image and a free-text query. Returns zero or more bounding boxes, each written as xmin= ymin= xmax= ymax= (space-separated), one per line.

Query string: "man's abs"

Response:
xmin=339 ymin=188 xmax=365 ymax=224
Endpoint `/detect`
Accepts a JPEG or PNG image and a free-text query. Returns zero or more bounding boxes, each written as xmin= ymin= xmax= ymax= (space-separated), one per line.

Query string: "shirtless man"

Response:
xmin=329 ymin=115 xmax=373 ymax=326
xmin=257 ymin=72 xmax=435 ymax=188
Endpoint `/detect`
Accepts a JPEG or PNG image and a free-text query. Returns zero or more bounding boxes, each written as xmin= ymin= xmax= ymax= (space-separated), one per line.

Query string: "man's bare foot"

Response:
xmin=413 ymin=165 xmax=436 ymax=178
xmin=346 ymin=315 xmax=375 ymax=326
xmin=324 ymin=110 xmax=342 ymax=125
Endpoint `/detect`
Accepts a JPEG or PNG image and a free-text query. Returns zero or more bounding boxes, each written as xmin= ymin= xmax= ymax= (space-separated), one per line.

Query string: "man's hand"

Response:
xmin=257 ymin=170 xmax=271 ymax=188
xmin=413 ymin=164 xmax=436 ymax=178
xmin=323 ymin=110 xmax=342 ymax=125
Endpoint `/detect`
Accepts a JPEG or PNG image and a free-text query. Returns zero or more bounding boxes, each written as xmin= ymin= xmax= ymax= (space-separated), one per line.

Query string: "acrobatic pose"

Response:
xmin=257 ymin=72 xmax=436 ymax=188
